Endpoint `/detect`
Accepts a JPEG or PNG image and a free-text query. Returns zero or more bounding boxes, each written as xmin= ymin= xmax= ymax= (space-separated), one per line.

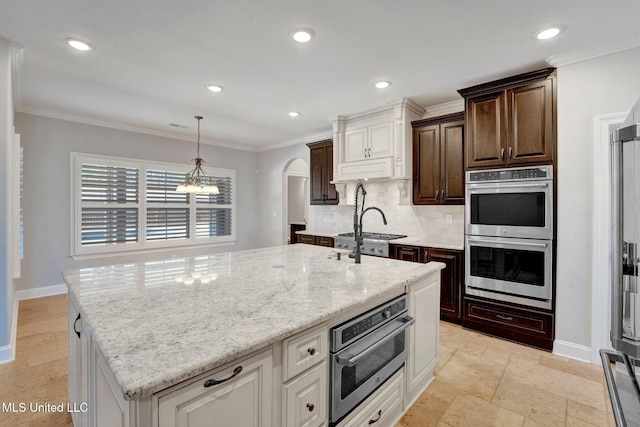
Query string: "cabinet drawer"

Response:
xmin=463 ymin=297 xmax=553 ymax=350
xmin=316 ymin=237 xmax=334 ymax=247
xmin=283 ymin=325 xmax=328 ymax=382
xmin=342 ymin=371 xmax=404 ymax=427
xmin=297 ymin=234 xmax=315 ymax=245
xmin=283 ymin=362 xmax=327 ymax=427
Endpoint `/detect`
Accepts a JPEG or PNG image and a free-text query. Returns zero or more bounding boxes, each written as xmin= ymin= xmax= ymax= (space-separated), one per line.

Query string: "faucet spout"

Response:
xmin=360 ymin=207 xmax=387 ymax=226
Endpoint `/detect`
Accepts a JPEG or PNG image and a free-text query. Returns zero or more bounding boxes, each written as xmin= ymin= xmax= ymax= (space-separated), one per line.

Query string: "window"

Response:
xmin=71 ymin=153 xmax=236 ymax=258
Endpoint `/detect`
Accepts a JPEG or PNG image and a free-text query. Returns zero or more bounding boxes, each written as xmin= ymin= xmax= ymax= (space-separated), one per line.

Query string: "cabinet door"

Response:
xmin=283 ymin=362 xmax=327 ymax=427
xmin=323 ymin=144 xmax=338 ymax=204
xmin=297 ymin=234 xmax=315 ymax=245
xmin=158 ymin=350 xmax=273 ymax=427
xmin=368 ymin=122 xmax=394 ymax=159
xmin=440 ymin=120 xmax=465 ymax=204
xmin=391 ymin=245 xmax=421 ymax=262
xmin=465 ymin=92 xmax=508 ymax=169
xmin=426 ymin=249 xmax=462 ymax=322
xmin=316 ymin=236 xmax=334 ymax=247
xmin=309 ymin=146 xmax=326 ymax=205
xmin=345 ymin=127 xmax=367 ymax=162
xmin=507 ymin=78 xmax=554 ymax=165
xmin=406 ymin=274 xmax=440 ymax=403
xmin=68 ymin=299 xmax=89 ymax=427
xmin=412 ymin=124 xmax=440 ymax=204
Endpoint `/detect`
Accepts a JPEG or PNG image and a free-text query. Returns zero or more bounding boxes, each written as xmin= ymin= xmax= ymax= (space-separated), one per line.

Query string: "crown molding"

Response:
xmin=9 ymin=42 xmax=24 ymax=113
xmin=16 ymin=107 xmax=259 ymax=152
xmin=422 ymin=100 xmax=464 ymax=118
xmin=257 ymin=129 xmax=334 ymax=152
xmin=546 ymin=40 xmax=640 ymax=67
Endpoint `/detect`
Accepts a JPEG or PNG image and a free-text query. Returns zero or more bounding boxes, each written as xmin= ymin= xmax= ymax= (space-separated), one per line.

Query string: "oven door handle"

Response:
xmin=467 ymin=237 xmax=548 ymax=248
xmin=336 ymin=314 xmax=415 ymax=368
xmin=467 ymin=182 xmax=549 ymax=189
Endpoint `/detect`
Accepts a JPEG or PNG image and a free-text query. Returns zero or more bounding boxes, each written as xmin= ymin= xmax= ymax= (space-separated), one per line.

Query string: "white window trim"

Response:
xmin=70 ymin=152 xmax=237 ymax=260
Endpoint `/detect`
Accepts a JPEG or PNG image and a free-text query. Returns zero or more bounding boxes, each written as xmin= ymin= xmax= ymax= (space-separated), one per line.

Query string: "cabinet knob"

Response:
xmin=306 ymin=403 xmax=315 ymax=412
xmin=307 ymin=347 xmax=317 ymax=356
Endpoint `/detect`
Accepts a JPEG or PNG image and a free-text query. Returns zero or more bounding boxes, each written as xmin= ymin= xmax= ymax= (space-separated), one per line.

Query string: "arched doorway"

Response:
xmin=282 ymin=158 xmax=309 ymax=245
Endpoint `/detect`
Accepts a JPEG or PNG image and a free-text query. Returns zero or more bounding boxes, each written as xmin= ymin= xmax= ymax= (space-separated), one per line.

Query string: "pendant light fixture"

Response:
xmin=176 ymin=116 xmax=220 ymax=194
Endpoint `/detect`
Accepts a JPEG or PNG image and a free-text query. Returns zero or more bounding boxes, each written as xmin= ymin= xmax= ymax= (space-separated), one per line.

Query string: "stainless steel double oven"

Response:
xmin=329 ymin=295 xmax=414 ymax=425
xmin=465 ymin=165 xmax=554 ymax=309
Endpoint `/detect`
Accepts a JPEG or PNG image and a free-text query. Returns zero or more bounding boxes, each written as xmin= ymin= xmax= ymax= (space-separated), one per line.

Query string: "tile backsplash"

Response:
xmin=308 ymin=181 xmax=464 ymax=248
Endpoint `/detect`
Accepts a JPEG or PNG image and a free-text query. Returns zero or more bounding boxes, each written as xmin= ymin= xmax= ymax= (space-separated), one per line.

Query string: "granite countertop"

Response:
xmin=62 ymin=244 xmax=444 ymax=401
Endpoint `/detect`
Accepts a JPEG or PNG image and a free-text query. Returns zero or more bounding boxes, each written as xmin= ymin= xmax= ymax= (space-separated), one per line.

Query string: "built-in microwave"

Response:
xmin=466 ymin=165 xmax=553 ymax=240
xmin=465 ymin=235 xmax=553 ymax=309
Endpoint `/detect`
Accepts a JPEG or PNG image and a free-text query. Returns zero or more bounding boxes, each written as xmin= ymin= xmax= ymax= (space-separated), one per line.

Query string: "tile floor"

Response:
xmin=397 ymin=321 xmax=615 ymax=427
xmin=0 ymin=295 xmax=616 ymax=427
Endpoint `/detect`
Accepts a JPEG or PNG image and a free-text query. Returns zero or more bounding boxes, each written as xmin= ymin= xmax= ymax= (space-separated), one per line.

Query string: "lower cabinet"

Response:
xmin=67 ymin=299 xmax=89 ymax=427
xmin=283 ymin=362 xmax=327 ymax=427
xmin=296 ymin=233 xmax=334 ymax=248
xmin=406 ymin=273 xmax=440 ymax=406
xmin=341 ymin=371 xmax=404 ymax=427
xmin=390 ymin=245 xmax=464 ymax=324
xmin=158 ymin=349 xmax=273 ymax=427
xmin=463 ymin=296 xmax=554 ymax=350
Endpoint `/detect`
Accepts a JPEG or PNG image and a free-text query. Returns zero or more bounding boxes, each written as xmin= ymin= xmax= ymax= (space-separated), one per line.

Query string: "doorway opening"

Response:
xmin=282 ymin=158 xmax=309 ymax=245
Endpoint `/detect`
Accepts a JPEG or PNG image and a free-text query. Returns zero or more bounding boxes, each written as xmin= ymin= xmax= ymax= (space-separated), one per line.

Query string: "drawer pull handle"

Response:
xmin=203 ymin=366 xmax=242 ymax=387
xmin=306 ymin=403 xmax=315 ymax=412
xmin=307 ymin=347 xmax=317 ymax=356
xmin=369 ymin=409 xmax=382 ymax=424
xmin=496 ymin=314 xmax=513 ymax=321
xmin=73 ymin=313 xmax=81 ymax=339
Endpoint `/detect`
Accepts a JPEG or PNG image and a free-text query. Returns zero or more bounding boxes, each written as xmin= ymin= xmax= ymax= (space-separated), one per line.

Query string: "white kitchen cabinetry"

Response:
xmin=330 ymin=99 xmax=424 ymax=203
xmin=282 ymin=324 xmax=328 ymax=427
xmin=68 ymin=299 xmax=89 ymax=427
xmin=344 ymin=122 xmax=393 ymax=162
xmin=405 ymin=273 xmax=440 ymax=406
xmin=158 ymin=349 xmax=273 ymax=427
xmin=339 ymin=371 xmax=404 ymax=427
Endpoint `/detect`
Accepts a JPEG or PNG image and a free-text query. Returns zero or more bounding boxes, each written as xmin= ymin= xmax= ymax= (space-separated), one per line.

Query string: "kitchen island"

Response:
xmin=63 ymin=244 xmax=444 ymax=427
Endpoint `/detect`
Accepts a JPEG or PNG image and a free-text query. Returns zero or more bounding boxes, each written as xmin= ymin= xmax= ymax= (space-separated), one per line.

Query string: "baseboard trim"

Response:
xmin=16 ymin=283 xmax=67 ymax=300
xmin=553 ymin=340 xmax=592 ymax=363
xmin=0 ymin=296 xmax=19 ymax=364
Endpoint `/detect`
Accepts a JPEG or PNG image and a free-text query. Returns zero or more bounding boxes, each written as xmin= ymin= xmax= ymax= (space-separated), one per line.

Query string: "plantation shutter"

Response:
xmin=80 ymin=164 xmax=139 ymax=246
xmin=196 ymin=176 xmax=232 ymax=237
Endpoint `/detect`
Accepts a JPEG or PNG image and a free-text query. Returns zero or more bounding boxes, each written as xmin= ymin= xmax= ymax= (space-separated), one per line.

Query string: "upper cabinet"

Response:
xmin=412 ymin=112 xmax=465 ymax=205
xmin=458 ymin=68 xmax=556 ymax=170
xmin=330 ymin=99 xmax=425 ymax=203
xmin=307 ymin=139 xmax=339 ymax=205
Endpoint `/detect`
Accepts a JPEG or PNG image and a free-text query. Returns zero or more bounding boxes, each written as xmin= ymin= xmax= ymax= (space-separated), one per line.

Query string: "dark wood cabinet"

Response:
xmin=307 ymin=140 xmax=338 ymax=205
xmin=463 ymin=296 xmax=554 ymax=350
xmin=390 ymin=244 xmax=422 ymax=263
xmin=295 ymin=233 xmax=334 ymax=248
xmin=423 ymin=248 xmax=463 ymax=323
xmin=412 ymin=113 xmax=465 ymax=205
xmin=459 ymin=68 xmax=556 ymax=170
xmin=289 ymin=224 xmax=306 ymax=244
xmin=390 ymin=244 xmax=464 ymax=323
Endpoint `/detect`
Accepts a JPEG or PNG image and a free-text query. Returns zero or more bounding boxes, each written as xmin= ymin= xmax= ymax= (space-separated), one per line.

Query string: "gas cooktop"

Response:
xmin=337 ymin=232 xmax=407 ymax=240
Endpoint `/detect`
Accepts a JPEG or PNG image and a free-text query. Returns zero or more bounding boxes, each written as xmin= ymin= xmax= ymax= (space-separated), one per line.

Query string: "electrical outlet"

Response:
xmin=272 ymin=210 xmax=277 ymax=217
xmin=446 ymin=215 xmax=453 ymax=224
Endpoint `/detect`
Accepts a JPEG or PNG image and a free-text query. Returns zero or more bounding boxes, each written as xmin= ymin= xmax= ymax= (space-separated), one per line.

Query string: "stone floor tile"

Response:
xmin=492 ymin=377 xmax=567 ymax=425
xmin=440 ymin=391 xmax=525 ymax=427
xmin=436 ymin=350 xmax=505 ymax=401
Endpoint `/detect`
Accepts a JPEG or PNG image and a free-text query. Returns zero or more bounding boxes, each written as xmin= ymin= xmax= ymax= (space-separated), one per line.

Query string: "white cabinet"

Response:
xmin=282 ymin=325 xmax=328 ymax=427
xmin=283 ymin=362 xmax=327 ymax=427
xmin=344 ymin=122 xmax=393 ymax=162
xmin=158 ymin=349 xmax=273 ymax=427
xmin=340 ymin=371 xmax=404 ymax=427
xmin=405 ymin=273 xmax=440 ymax=406
xmin=68 ymin=298 xmax=89 ymax=427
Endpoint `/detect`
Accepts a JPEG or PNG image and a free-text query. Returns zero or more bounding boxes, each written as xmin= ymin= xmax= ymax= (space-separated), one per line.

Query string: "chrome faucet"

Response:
xmin=350 ymin=183 xmax=388 ymax=264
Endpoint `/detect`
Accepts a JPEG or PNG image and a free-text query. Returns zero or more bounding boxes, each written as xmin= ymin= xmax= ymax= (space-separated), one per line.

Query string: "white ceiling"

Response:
xmin=2 ymin=0 xmax=640 ymax=151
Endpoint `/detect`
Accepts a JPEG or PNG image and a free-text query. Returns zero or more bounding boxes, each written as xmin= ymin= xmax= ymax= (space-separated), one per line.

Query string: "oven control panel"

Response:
xmin=468 ymin=165 xmax=552 ymax=183
xmin=332 ymin=295 xmax=407 ymax=352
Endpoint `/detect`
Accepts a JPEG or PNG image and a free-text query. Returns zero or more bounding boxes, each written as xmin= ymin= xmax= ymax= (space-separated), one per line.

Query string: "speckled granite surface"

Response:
xmin=63 ymin=244 xmax=444 ymax=401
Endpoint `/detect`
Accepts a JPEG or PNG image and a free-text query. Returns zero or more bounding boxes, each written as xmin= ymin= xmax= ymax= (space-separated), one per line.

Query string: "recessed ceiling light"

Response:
xmin=288 ymin=111 xmax=301 ymax=117
xmin=291 ymin=29 xmax=313 ymax=43
xmin=206 ymin=84 xmax=223 ymax=93
xmin=66 ymin=38 xmax=93 ymax=51
xmin=535 ymin=27 xmax=561 ymax=40
xmin=375 ymin=81 xmax=391 ymax=89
